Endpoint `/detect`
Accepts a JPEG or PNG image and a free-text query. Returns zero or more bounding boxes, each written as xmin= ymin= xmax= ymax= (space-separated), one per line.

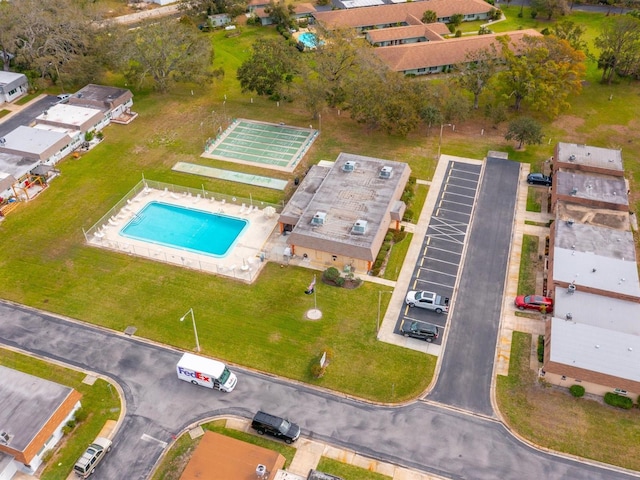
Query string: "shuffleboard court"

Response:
xmin=201 ymin=118 xmax=318 ymax=172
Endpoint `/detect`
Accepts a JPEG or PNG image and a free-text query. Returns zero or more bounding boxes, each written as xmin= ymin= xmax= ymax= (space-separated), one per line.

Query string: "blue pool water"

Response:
xmin=121 ymin=201 xmax=248 ymax=257
xmin=298 ymin=32 xmax=321 ymax=48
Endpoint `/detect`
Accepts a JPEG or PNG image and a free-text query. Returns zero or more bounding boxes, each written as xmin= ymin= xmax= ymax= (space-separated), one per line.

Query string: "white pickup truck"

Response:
xmin=405 ymin=290 xmax=449 ymax=314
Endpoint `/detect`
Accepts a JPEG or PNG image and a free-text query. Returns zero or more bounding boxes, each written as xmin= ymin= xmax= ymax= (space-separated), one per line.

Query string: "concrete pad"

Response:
xmin=287 ymin=439 xmax=324 ymax=476
xmin=82 ymin=374 xmax=97 ymax=385
xmin=321 ymin=444 xmax=356 ymax=464
xmin=188 ymin=426 xmax=204 ymax=439
xmin=226 ymin=417 xmax=250 ymax=432
xmin=98 ymin=419 xmax=117 ymax=439
xmin=351 ymin=454 xmax=395 ymax=476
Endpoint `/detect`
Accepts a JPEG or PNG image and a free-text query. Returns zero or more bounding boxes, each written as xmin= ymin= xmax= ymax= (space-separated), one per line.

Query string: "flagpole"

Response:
xmin=313 ymin=274 xmax=317 ymax=310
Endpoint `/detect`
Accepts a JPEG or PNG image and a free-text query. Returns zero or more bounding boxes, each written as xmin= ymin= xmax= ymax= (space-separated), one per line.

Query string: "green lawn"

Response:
xmin=517 ymin=235 xmax=539 ymax=294
xmin=316 ymin=457 xmax=392 ymax=480
xmin=0 ymin=348 xmax=121 ymax=480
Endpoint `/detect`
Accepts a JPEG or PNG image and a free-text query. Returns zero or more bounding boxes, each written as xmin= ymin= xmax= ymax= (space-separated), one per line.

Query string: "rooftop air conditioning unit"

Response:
xmin=342 ymin=161 xmax=356 ymax=172
xmin=379 ymin=166 xmax=393 ymax=179
xmin=569 ymin=154 xmax=576 ymax=161
xmin=0 ymin=431 xmax=10 ymax=445
xmin=351 ymin=219 xmax=368 ymax=235
xmin=568 ymin=283 xmax=576 ymax=294
xmin=311 ymin=211 xmax=326 ymax=225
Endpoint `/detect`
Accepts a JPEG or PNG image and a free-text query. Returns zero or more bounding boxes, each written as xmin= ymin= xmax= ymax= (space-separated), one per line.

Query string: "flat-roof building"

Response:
xmin=279 ymin=153 xmax=410 ymax=274
xmin=0 ymin=366 xmax=81 ymax=477
xmin=543 ymin=143 xmax=640 ymax=398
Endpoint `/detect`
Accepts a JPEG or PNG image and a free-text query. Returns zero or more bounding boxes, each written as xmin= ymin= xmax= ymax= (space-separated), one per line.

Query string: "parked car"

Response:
xmin=404 ymin=290 xmax=449 ymax=313
xmin=514 ymin=295 xmax=553 ymax=313
xmin=56 ymin=93 xmax=71 ymax=103
xmin=251 ymin=411 xmax=300 ymax=444
xmin=400 ymin=319 xmax=439 ymax=342
xmin=527 ymin=173 xmax=552 ymax=186
xmin=73 ymin=436 xmax=112 ymax=478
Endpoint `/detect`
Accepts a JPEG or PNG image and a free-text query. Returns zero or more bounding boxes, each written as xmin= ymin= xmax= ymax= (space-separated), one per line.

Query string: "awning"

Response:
xmin=30 ymin=164 xmax=54 ymax=176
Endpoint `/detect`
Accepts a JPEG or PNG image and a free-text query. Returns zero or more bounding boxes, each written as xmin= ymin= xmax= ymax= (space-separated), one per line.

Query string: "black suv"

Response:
xmin=400 ymin=320 xmax=439 ymax=342
xmin=526 ymin=173 xmax=552 ymax=186
xmin=251 ymin=411 xmax=300 ymax=444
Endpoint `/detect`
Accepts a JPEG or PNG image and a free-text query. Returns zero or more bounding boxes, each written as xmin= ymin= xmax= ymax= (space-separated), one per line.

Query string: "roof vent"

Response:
xmin=566 ymin=219 xmax=574 ymax=226
xmin=379 ymin=166 xmax=393 ymax=179
xmin=569 ymin=154 xmax=576 ymax=161
xmin=342 ymin=161 xmax=356 ymax=172
xmin=566 ymin=313 xmax=573 ymax=320
xmin=351 ymin=219 xmax=368 ymax=235
xmin=0 ymin=137 xmax=5 ymax=146
xmin=311 ymin=211 xmax=326 ymax=225
xmin=568 ymin=283 xmax=576 ymax=294
xmin=0 ymin=431 xmax=10 ymax=445
xmin=570 ymin=188 xmax=578 ymax=195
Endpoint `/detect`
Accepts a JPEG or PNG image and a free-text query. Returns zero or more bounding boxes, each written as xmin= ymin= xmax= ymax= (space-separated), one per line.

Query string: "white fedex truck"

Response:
xmin=176 ymin=353 xmax=237 ymax=392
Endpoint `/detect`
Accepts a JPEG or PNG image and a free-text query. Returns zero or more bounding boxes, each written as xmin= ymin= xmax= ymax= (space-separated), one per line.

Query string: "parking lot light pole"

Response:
xmin=180 ymin=308 xmax=200 ymax=353
xmin=377 ymin=290 xmax=394 ymax=334
xmin=437 ymin=123 xmax=453 ymax=159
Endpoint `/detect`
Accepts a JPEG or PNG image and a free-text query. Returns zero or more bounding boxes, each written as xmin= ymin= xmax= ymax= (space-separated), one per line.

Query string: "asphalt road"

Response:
xmin=429 ymin=157 xmax=520 ymax=416
xmin=0 ymin=302 xmax=638 ymax=480
xmin=0 ymin=95 xmax=60 ymax=137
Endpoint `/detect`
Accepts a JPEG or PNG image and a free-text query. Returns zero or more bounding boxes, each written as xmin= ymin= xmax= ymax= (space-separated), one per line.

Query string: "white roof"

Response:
xmin=0 ymin=125 xmax=71 ymax=156
xmin=343 ymin=0 xmax=384 ymax=7
xmin=553 ymin=287 xmax=640 ymax=335
xmin=36 ymin=103 xmax=103 ymax=128
xmin=552 ymin=248 xmax=640 ymax=298
xmin=0 ymin=71 xmax=26 ymax=84
xmin=549 ymin=317 xmax=640 ymax=383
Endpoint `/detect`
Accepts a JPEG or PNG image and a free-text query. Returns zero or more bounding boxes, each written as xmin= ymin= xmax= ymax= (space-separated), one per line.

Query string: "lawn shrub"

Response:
xmin=569 ymin=385 xmax=585 ymax=398
xmin=323 ymin=267 xmax=341 ymax=283
xmin=537 ymin=335 xmax=544 ymax=363
xmin=604 ymin=392 xmax=633 ymax=409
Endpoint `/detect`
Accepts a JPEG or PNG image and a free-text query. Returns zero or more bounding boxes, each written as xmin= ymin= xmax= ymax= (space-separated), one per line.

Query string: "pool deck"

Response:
xmin=87 ymin=188 xmax=279 ymax=283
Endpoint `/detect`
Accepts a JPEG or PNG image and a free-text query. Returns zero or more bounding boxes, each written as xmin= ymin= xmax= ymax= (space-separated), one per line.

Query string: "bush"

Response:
xmin=323 ymin=266 xmax=341 ymax=283
xmin=84 ymin=131 xmax=95 ymax=142
xmin=569 ymin=385 xmax=585 ymax=397
xmin=334 ymin=276 xmax=345 ymax=287
xmin=402 ymin=209 xmax=414 ymax=222
xmin=537 ymin=335 xmax=544 ymax=363
xmin=74 ymin=407 xmax=88 ymax=423
xmin=604 ymin=392 xmax=634 ymax=409
xmin=310 ymin=363 xmax=325 ymax=378
xmin=455 ymin=30 xmax=462 ymax=38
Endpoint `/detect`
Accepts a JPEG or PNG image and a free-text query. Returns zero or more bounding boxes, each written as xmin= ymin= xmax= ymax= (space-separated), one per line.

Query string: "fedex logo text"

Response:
xmin=178 ymin=367 xmax=211 ymax=383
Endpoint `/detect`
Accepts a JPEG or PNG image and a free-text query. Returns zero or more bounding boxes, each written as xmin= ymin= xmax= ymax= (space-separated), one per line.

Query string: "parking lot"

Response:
xmin=395 ymin=160 xmax=482 ymax=345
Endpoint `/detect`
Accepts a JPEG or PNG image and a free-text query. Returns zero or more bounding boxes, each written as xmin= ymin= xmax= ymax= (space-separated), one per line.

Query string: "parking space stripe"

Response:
xmin=442 ymin=191 xmax=476 ymax=200
xmin=423 ymin=245 xmax=463 ymax=255
xmin=419 ymin=268 xmax=457 ymax=277
xmin=415 ymin=279 xmax=455 ymax=290
xmin=425 ymin=257 xmax=460 ymax=267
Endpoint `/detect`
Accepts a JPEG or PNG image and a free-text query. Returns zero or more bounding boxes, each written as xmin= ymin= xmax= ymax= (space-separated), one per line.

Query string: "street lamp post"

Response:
xmin=377 ymin=290 xmax=394 ymax=334
xmin=180 ymin=308 xmax=200 ymax=352
xmin=437 ymin=123 xmax=453 ymax=159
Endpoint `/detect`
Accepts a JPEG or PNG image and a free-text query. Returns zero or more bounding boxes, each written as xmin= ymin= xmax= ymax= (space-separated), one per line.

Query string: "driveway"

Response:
xmin=0 ymin=302 xmax=637 ymax=480
xmin=429 ymin=156 xmax=520 ymax=416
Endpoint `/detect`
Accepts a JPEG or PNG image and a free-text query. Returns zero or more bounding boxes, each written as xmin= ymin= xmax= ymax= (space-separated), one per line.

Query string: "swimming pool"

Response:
xmin=121 ymin=201 xmax=248 ymax=257
xmin=298 ymin=32 xmax=322 ymax=49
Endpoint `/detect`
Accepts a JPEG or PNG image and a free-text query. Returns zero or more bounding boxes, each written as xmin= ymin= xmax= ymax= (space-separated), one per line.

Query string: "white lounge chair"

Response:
xmin=160 ymin=187 xmax=168 ymax=197
xmin=108 ymin=218 xmax=119 ymax=226
xmin=193 ymin=194 xmax=201 ymax=204
xmin=239 ymin=203 xmax=247 ymax=214
xmin=170 ymin=192 xmax=180 ymax=200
